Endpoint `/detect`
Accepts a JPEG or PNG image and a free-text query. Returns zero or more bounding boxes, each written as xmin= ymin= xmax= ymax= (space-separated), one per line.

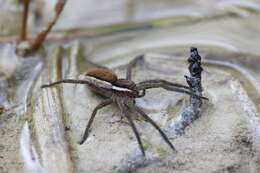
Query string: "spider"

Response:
xmin=41 ymin=55 xmax=208 ymax=156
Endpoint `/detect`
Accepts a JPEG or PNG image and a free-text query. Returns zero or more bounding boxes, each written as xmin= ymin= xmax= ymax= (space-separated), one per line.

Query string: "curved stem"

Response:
xmin=20 ymin=0 xmax=30 ymax=41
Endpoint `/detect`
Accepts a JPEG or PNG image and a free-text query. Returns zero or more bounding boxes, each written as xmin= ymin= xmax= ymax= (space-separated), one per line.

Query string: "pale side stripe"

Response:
xmin=85 ymin=76 xmax=132 ymax=92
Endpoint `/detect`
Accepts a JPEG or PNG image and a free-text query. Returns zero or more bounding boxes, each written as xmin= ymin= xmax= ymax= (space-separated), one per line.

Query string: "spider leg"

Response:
xmin=132 ymin=105 xmax=176 ymax=152
xmin=122 ymin=105 xmax=146 ymax=156
xmin=136 ymin=89 xmax=146 ymax=98
xmin=163 ymin=86 xmax=208 ymax=100
xmin=126 ymin=55 xmax=144 ymax=80
xmin=138 ymin=80 xmax=190 ymax=90
xmin=41 ymin=79 xmax=91 ymax=88
xmin=137 ymin=81 xmax=208 ymax=100
xmin=78 ymin=99 xmax=113 ymax=145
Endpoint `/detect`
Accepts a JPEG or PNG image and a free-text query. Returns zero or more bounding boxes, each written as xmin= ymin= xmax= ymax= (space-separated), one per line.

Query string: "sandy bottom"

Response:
xmin=134 ymin=70 xmax=257 ymax=173
xmin=63 ymin=57 xmax=259 ymax=173
xmin=0 ymin=53 xmax=259 ymax=173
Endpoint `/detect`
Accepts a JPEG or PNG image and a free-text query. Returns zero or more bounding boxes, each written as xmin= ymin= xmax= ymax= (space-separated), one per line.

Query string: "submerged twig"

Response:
xmin=166 ymin=47 xmax=205 ymax=138
xmin=16 ymin=0 xmax=67 ymax=57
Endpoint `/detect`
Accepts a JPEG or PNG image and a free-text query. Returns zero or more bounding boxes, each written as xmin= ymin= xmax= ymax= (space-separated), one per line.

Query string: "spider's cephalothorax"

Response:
xmin=41 ymin=55 xmax=208 ymax=156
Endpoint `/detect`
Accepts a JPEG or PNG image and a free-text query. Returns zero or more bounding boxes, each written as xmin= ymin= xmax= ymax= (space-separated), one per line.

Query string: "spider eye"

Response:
xmin=86 ymin=68 xmax=118 ymax=83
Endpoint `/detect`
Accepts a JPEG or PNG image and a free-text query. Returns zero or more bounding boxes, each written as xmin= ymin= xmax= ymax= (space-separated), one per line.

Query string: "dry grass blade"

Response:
xmin=20 ymin=0 xmax=30 ymax=41
xmin=17 ymin=0 xmax=67 ymax=57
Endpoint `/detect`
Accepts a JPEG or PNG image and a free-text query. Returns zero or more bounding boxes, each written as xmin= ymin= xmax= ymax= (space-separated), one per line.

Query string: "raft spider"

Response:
xmin=41 ymin=55 xmax=208 ymax=156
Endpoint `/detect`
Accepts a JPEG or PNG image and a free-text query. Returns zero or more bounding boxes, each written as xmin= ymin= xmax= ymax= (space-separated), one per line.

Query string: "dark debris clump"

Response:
xmin=166 ymin=47 xmax=206 ymax=138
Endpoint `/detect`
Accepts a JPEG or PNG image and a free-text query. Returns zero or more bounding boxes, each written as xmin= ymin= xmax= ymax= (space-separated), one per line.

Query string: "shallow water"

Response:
xmin=0 ymin=0 xmax=260 ymax=173
xmin=16 ymin=48 xmax=260 ymax=173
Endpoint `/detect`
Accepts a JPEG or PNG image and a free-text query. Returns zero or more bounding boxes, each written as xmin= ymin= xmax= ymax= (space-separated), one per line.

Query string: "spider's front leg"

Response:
xmin=136 ymin=80 xmax=208 ymax=100
xmin=139 ymin=79 xmax=190 ymax=90
xmin=78 ymin=99 xmax=113 ymax=145
xmin=41 ymin=79 xmax=92 ymax=88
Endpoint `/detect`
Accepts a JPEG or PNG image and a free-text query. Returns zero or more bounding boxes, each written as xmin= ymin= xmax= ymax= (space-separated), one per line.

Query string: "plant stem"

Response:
xmin=20 ymin=0 xmax=30 ymax=41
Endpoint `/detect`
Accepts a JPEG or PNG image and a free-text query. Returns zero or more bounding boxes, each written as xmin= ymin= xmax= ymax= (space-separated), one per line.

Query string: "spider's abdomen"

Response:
xmin=86 ymin=68 xmax=118 ymax=84
xmin=85 ymin=68 xmax=139 ymax=98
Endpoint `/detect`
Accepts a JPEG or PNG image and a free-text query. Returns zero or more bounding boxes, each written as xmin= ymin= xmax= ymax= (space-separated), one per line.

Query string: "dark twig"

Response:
xmin=166 ymin=47 xmax=206 ymax=138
